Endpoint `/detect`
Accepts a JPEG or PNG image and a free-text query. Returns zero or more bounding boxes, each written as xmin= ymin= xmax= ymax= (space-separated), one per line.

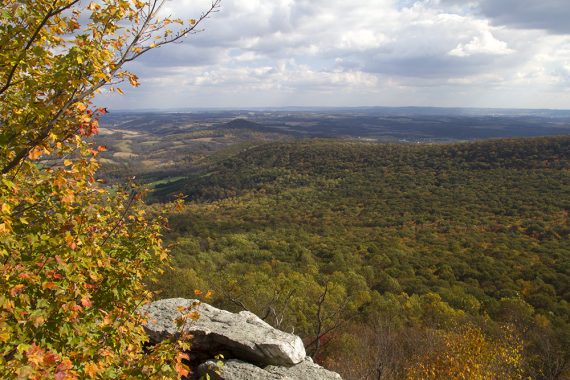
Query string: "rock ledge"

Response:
xmin=139 ymin=298 xmax=342 ymax=380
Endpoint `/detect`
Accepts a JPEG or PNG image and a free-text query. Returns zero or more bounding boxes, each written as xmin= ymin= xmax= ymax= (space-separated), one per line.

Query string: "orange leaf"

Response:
xmin=177 ymin=352 xmax=190 ymax=361
xmin=65 ymin=235 xmax=77 ymax=250
xmin=43 ymin=282 xmax=57 ymax=290
xmin=128 ymin=74 xmax=139 ymax=87
xmin=81 ymin=297 xmax=92 ymax=308
xmin=25 ymin=344 xmax=45 ymax=366
xmin=61 ymin=190 xmax=75 ymax=204
xmin=84 ymin=362 xmax=99 ymax=378
xmin=90 ymin=119 xmax=99 ymax=135
xmin=10 ymin=284 xmax=26 ymax=296
xmin=28 ymin=147 xmax=43 ymax=160
xmin=43 ymin=351 xmax=59 ymax=366
xmin=175 ymin=361 xmax=190 ymax=377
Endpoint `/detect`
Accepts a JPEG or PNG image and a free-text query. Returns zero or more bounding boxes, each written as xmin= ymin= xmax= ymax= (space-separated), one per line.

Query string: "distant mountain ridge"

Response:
xmin=110 ymin=106 xmax=570 ymax=118
xmin=100 ymin=110 xmax=570 ymax=143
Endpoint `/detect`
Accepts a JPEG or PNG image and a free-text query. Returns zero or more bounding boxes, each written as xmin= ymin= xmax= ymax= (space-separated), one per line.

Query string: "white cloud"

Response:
xmin=449 ymin=30 xmax=514 ymax=57
xmin=97 ymin=0 xmax=570 ymax=109
xmin=339 ymin=30 xmax=390 ymax=51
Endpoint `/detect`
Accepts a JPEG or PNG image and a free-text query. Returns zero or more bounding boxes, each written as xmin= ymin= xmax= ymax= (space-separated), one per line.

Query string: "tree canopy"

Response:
xmin=152 ymin=137 xmax=570 ymax=379
xmin=0 ymin=0 xmax=219 ymax=378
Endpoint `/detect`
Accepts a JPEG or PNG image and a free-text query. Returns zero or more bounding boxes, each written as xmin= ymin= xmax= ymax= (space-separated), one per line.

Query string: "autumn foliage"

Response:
xmin=0 ymin=0 xmax=219 ymax=378
xmin=405 ymin=325 xmax=525 ymax=380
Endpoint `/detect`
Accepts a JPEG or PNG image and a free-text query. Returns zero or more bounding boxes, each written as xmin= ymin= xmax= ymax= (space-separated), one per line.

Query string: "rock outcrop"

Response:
xmin=139 ymin=298 xmax=342 ymax=380
xmin=197 ymin=358 xmax=342 ymax=380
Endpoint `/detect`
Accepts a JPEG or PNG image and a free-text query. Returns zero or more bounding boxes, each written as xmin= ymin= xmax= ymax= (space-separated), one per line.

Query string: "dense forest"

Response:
xmin=145 ymin=136 xmax=570 ymax=379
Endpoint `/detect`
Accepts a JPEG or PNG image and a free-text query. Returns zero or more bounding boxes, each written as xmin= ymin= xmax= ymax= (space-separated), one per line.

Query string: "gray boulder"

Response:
xmin=197 ymin=360 xmax=282 ymax=380
xmin=266 ymin=357 xmax=343 ymax=380
xmin=139 ymin=298 xmax=306 ymax=366
xmin=197 ymin=358 xmax=342 ymax=380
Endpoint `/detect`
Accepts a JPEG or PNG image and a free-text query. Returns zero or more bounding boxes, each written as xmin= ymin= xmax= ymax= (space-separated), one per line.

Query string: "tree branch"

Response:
xmin=0 ymin=1 xmax=81 ymax=96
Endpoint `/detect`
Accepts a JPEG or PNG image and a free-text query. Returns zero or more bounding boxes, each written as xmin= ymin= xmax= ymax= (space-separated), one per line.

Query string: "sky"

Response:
xmin=97 ymin=0 xmax=570 ymax=110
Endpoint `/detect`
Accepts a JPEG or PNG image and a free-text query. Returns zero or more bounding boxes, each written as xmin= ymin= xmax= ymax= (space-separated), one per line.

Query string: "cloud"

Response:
xmin=448 ymin=30 xmax=514 ymax=57
xmin=97 ymin=0 xmax=570 ymax=109
xmin=476 ymin=0 xmax=570 ymax=35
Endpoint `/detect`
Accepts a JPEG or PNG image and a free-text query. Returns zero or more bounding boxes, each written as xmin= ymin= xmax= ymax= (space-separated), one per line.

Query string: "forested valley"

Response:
xmin=107 ymin=134 xmax=570 ymax=379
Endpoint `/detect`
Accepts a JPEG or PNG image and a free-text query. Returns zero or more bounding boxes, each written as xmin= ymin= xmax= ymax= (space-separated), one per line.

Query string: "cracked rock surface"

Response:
xmin=197 ymin=358 xmax=343 ymax=380
xmin=139 ymin=298 xmax=306 ymax=366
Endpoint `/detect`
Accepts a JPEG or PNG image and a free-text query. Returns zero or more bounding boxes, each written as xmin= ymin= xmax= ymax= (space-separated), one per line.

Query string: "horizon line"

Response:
xmin=106 ymin=105 xmax=570 ymax=114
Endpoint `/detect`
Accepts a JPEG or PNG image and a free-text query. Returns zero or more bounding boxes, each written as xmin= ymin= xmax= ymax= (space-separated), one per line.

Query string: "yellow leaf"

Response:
xmin=117 ymin=87 xmax=124 ymax=95
xmin=64 ymin=159 xmax=73 ymax=167
xmin=1 ymin=203 xmax=11 ymax=214
xmin=75 ymin=102 xmax=87 ymax=112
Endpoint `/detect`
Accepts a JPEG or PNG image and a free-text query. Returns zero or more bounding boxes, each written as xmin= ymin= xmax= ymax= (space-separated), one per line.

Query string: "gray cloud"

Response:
xmin=478 ymin=0 xmax=570 ymax=34
xmin=441 ymin=0 xmax=570 ymax=34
